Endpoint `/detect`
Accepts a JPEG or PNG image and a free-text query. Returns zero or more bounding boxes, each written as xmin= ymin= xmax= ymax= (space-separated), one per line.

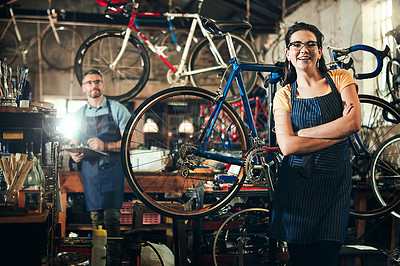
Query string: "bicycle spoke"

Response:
xmin=350 ymin=95 xmax=400 ymax=218
xmin=189 ymin=35 xmax=257 ymax=103
xmin=371 ymin=136 xmax=400 ymax=218
xmin=122 ymin=87 xmax=249 ymax=218
xmin=75 ymin=29 xmax=150 ymax=101
xmin=41 ymin=27 xmax=83 ymax=70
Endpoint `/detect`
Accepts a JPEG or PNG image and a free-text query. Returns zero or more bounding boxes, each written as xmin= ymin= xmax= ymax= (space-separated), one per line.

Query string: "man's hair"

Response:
xmin=83 ymin=69 xmax=103 ymax=79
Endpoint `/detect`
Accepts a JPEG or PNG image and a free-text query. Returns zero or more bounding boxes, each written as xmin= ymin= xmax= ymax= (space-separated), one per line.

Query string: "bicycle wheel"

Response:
xmin=160 ymin=28 xmax=201 ymax=64
xmin=41 ymin=26 xmax=84 ymax=70
xmin=74 ymin=29 xmax=150 ymax=102
xmin=386 ymin=58 xmax=400 ymax=100
xmin=212 ymin=208 xmax=289 ymax=266
xmin=370 ymin=134 xmax=400 ymax=219
xmin=270 ymin=38 xmax=286 ymax=64
xmin=121 ymin=86 xmax=250 ymax=219
xmin=349 ymin=94 xmax=400 ymax=219
xmin=188 ymin=34 xmax=257 ymax=103
xmin=0 ymin=23 xmax=18 ymax=65
xmin=158 ymin=28 xmax=199 ymax=86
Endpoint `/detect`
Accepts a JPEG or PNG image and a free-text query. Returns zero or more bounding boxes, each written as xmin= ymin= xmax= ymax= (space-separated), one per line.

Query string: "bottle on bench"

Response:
xmin=91 ymin=225 xmax=107 ymax=266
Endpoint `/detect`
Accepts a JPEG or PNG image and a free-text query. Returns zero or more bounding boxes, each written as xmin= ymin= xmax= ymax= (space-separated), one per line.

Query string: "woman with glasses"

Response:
xmin=271 ymin=22 xmax=361 ymax=266
xmin=68 ymin=69 xmax=132 ymax=266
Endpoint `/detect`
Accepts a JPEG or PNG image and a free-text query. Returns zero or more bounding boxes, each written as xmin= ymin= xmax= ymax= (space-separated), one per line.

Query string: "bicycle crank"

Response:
xmin=244 ymin=146 xmax=281 ymax=190
xmin=167 ymin=65 xmax=189 ymax=86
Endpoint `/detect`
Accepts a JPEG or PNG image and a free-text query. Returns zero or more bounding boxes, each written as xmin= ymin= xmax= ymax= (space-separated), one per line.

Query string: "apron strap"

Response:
xmin=289 ymin=72 xmax=340 ymax=108
xmin=290 ymin=81 xmax=297 ymax=108
xmin=323 ymin=73 xmax=339 ymax=93
xmin=106 ymin=98 xmax=122 ymax=140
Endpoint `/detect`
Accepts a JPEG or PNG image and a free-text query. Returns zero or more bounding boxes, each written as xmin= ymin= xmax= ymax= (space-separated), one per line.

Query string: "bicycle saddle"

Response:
xmin=201 ymin=17 xmax=252 ymax=35
xmin=96 ymin=0 xmax=126 ymax=13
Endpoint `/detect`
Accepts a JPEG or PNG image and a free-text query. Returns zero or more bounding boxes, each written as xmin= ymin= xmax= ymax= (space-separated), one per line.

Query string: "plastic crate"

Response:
xmin=120 ymin=202 xmax=134 ymax=224
xmin=120 ymin=215 xmax=133 ymax=225
xmin=121 ymin=202 xmax=134 ymax=214
xmin=142 ymin=213 xmax=161 ymax=225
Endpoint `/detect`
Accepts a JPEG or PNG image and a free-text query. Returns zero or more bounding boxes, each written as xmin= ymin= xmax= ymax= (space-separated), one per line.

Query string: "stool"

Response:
xmin=339 ymin=245 xmax=386 ymax=266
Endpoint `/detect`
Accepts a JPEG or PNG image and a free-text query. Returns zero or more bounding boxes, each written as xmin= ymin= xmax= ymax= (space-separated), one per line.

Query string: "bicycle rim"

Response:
xmin=270 ymin=38 xmax=286 ymax=64
xmin=0 ymin=23 xmax=18 ymax=65
xmin=74 ymin=29 xmax=150 ymax=102
xmin=386 ymin=58 xmax=400 ymax=101
xmin=212 ymin=208 xmax=288 ymax=266
xmin=370 ymin=135 xmax=400 ymax=219
xmin=188 ymin=34 xmax=257 ymax=103
xmin=350 ymin=94 xmax=400 ymax=218
xmin=121 ymin=86 xmax=250 ymax=219
xmin=41 ymin=27 xmax=84 ymax=70
xmin=159 ymin=28 xmax=200 ymax=69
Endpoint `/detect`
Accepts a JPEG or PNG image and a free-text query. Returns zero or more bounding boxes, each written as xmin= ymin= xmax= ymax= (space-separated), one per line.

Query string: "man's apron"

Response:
xmin=80 ymin=99 xmax=124 ymax=211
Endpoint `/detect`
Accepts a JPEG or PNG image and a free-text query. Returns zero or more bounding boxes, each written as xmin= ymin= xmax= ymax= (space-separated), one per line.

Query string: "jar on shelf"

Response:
xmin=22 ymin=143 xmax=44 ymax=191
xmin=0 ymin=169 xmax=7 ymax=203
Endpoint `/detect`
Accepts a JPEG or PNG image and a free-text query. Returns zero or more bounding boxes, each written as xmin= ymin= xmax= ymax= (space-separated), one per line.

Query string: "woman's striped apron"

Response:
xmin=271 ymin=74 xmax=352 ymax=244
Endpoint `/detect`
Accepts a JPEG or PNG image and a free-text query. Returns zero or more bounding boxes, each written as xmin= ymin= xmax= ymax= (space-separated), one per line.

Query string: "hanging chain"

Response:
xmin=47 ymin=140 xmax=60 ymax=265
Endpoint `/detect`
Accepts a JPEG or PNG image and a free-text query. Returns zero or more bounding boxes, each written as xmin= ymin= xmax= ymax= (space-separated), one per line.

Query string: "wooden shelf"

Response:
xmin=66 ymin=224 xmax=132 ymax=231
xmin=0 ymin=209 xmax=50 ymax=224
xmin=66 ymin=224 xmax=171 ymax=231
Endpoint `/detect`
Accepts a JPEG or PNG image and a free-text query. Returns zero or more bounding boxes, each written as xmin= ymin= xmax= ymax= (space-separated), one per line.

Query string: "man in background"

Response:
xmin=68 ymin=69 xmax=131 ymax=265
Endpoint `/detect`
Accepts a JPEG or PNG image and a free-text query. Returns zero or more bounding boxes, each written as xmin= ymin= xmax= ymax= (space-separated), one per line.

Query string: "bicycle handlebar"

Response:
xmin=329 ymin=44 xmax=390 ymax=79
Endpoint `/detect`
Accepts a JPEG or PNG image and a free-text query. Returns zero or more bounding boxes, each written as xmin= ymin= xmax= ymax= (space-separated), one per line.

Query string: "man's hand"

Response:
xmin=70 ymin=152 xmax=84 ymax=163
xmin=87 ymin=137 xmax=106 ymax=150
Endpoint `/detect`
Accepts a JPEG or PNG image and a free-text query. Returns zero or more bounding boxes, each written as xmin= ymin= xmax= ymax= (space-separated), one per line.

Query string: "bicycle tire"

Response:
xmin=212 ymin=208 xmax=288 ymax=266
xmin=74 ymin=29 xmax=150 ymax=102
xmin=386 ymin=58 xmax=400 ymax=101
xmin=370 ymin=134 xmax=400 ymax=219
xmin=121 ymin=86 xmax=250 ymax=219
xmin=41 ymin=26 xmax=84 ymax=70
xmin=157 ymin=28 xmax=197 ymax=86
xmin=142 ymin=241 xmax=165 ymax=266
xmin=0 ymin=23 xmax=18 ymax=65
xmin=188 ymin=34 xmax=257 ymax=103
xmin=349 ymin=94 xmax=400 ymax=219
xmin=270 ymin=38 xmax=286 ymax=64
xmin=159 ymin=28 xmax=201 ymax=64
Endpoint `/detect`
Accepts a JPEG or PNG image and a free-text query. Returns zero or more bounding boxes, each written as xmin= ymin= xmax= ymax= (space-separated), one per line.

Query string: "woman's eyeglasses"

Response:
xmin=83 ymin=79 xmax=103 ymax=86
xmin=287 ymin=41 xmax=319 ymax=50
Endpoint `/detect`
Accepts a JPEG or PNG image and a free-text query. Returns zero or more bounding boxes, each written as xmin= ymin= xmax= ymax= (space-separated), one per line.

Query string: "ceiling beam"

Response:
xmin=216 ymin=0 xmax=278 ymax=25
xmin=285 ymin=0 xmax=310 ymax=17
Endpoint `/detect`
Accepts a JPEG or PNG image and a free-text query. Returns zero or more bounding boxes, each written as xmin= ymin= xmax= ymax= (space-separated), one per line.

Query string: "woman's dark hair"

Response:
xmin=282 ymin=22 xmax=329 ymax=86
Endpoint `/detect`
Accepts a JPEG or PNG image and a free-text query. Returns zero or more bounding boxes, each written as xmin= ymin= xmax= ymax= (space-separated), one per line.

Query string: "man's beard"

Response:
xmin=89 ymin=89 xmax=101 ymax=98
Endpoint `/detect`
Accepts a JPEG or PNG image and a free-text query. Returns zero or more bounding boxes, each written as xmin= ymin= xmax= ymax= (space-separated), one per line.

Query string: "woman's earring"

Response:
xmin=317 ymin=60 xmax=320 ymax=68
xmin=288 ymin=62 xmax=291 ymax=71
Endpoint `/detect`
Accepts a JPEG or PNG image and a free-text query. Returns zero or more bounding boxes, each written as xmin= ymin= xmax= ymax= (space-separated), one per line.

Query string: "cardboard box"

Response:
xmin=130 ymin=150 xmax=167 ymax=171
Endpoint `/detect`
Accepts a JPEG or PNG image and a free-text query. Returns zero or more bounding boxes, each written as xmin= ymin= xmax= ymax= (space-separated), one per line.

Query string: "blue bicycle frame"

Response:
xmin=194 ymin=48 xmax=283 ymax=166
xmin=329 ymin=44 xmax=392 ymax=156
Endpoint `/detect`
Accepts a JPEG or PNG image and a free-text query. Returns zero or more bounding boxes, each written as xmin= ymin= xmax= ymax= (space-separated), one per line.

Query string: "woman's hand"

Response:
xmin=343 ymin=103 xmax=354 ymax=116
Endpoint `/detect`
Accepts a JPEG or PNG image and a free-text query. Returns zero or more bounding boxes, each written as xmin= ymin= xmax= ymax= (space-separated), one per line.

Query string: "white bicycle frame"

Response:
xmin=109 ymin=0 xmax=228 ymax=85
xmin=0 ymin=5 xmax=61 ymax=65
